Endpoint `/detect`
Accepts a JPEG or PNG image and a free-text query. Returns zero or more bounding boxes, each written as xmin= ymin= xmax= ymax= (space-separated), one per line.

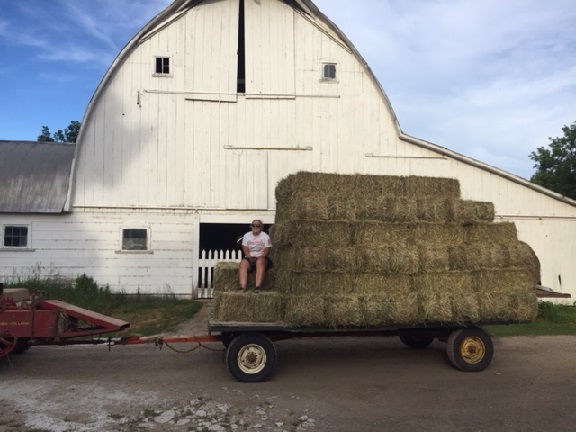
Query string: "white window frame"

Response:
xmin=320 ymin=62 xmax=338 ymax=81
xmin=153 ymin=56 xmax=172 ymax=77
xmin=116 ymin=227 xmax=153 ymax=254
xmin=1 ymin=224 xmax=33 ymax=251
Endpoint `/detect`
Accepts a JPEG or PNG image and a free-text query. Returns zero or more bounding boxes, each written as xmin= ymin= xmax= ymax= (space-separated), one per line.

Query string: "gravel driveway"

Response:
xmin=1 ymin=304 xmax=575 ymax=432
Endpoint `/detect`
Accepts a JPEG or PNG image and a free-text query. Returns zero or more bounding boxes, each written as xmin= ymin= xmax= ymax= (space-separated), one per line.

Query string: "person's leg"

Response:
xmin=238 ymin=258 xmax=250 ymax=289
xmin=255 ymin=257 xmax=266 ymax=289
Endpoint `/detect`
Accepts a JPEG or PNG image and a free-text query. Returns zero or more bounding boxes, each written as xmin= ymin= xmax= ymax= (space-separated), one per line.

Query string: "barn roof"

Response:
xmin=0 ymin=140 xmax=75 ymax=213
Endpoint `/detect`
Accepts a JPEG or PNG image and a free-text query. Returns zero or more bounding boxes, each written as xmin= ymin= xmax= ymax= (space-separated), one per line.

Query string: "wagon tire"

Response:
xmin=399 ymin=335 xmax=434 ymax=349
xmin=446 ymin=327 xmax=493 ymax=372
xmin=226 ymin=333 xmax=277 ymax=383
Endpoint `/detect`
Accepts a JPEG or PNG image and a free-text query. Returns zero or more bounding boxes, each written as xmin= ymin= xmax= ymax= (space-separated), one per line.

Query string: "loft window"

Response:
xmin=322 ymin=63 xmax=337 ymax=80
xmin=122 ymin=228 xmax=148 ymax=251
xmin=3 ymin=226 xmax=28 ymax=248
xmin=155 ymin=57 xmax=170 ymax=75
xmin=237 ymin=0 xmax=246 ymax=93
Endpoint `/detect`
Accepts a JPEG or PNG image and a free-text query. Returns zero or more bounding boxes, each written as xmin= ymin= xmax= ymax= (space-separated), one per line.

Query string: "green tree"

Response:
xmin=530 ymin=122 xmax=576 ymax=200
xmin=37 ymin=121 xmax=81 ymax=143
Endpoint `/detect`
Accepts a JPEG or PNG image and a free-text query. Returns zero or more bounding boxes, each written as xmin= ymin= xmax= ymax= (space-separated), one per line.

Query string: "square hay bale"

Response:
xmin=473 ymin=269 xmax=538 ymax=294
xmin=412 ymin=273 xmax=476 ymax=323
xmin=275 ymin=192 xmax=329 ymax=222
xmin=283 ymin=295 xmax=326 ymax=326
xmin=359 ymin=292 xmax=420 ymax=326
xmin=408 ymin=223 xmax=465 ymax=248
xmin=212 ymin=261 xmax=276 ymax=292
xmin=416 ymin=198 xmax=454 ymax=222
xmin=286 ymin=246 xmax=359 ymax=272
xmin=323 ymin=295 xmax=364 ymax=327
xmin=452 ymin=201 xmax=495 ymax=222
xmin=476 ymin=290 xmax=537 ymax=322
xmin=418 ymin=247 xmax=452 ymax=272
xmin=355 ymin=197 xmax=418 ymax=222
xmin=353 ymin=174 xmax=461 ymax=198
xmin=275 ymin=172 xmax=355 ymax=203
xmin=353 ymin=221 xmax=412 ymax=247
xmin=360 ymin=246 xmax=419 ymax=274
xmin=271 ymin=220 xmax=353 ymax=248
xmin=283 ymin=272 xmax=413 ymax=296
xmin=463 ymin=222 xmax=518 ymax=243
xmin=448 ymin=243 xmax=510 ymax=271
xmin=212 ymin=292 xmax=282 ymax=323
xmin=212 ymin=262 xmax=240 ymax=292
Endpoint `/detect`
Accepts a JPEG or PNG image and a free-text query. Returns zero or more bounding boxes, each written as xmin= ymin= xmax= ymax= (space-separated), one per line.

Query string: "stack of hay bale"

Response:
xmin=211 ymin=172 xmax=539 ymax=327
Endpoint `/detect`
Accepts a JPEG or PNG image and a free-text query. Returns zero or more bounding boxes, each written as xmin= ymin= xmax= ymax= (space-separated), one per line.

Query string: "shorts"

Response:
xmin=244 ymin=256 xmax=274 ymax=272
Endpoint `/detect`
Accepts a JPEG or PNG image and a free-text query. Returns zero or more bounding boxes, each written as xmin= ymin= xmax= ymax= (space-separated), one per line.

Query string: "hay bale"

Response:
xmin=271 ymin=220 xmax=353 ymax=248
xmin=212 ymin=291 xmax=282 ymax=322
xmin=275 ymin=192 xmax=329 ymax=222
xmin=359 ymin=292 xmax=420 ymax=325
xmin=280 ymin=272 xmax=413 ymax=295
xmin=212 ymin=262 xmax=239 ymax=292
xmin=353 ymin=174 xmax=461 ymax=198
xmin=355 ymin=197 xmax=418 ymax=222
xmin=274 ymin=247 xmax=358 ymax=273
xmin=452 ymin=201 xmax=495 ymax=222
xmin=418 ymin=247 xmax=451 ymax=272
xmin=463 ymin=222 xmax=518 ymax=243
xmin=323 ymin=295 xmax=364 ymax=328
xmin=408 ymin=223 xmax=466 ymax=247
xmin=275 ymin=172 xmax=355 ymax=204
xmin=360 ymin=246 xmax=420 ymax=274
xmin=283 ymin=295 xmax=326 ymax=326
xmin=353 ymin=222 xmax=413 ymax=247
xmin=212 ymin=261 xmax=276 ymax=292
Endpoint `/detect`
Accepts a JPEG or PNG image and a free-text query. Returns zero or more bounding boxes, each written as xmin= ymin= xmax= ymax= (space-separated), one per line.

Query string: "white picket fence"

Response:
xmin=196 ymin=249 xmax=242 ymax=298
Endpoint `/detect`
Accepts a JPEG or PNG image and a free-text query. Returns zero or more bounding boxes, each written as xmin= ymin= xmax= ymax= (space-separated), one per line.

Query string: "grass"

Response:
xmin=5 ymin=274 xmax=203 ymax=337
xmin=487 ymin=301 xmax=576 ymax=337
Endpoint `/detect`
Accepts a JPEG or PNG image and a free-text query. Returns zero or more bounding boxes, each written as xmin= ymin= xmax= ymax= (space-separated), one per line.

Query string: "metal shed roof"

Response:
xmin=0 ymin=140 xmax=75 ymax=213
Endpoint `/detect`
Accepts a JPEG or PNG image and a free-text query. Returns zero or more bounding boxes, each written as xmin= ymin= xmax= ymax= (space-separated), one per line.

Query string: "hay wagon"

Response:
xmin=207 ymin=319 xmax=500 ymax=382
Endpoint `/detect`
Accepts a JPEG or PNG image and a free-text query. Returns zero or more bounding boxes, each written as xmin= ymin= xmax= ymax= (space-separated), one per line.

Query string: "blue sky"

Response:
xmin=0 ymin=0 xmax=574 ymax=179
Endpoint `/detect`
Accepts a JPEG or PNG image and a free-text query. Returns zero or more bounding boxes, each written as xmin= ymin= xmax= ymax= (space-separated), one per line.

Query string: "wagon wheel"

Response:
xmin=226 ymin=333 xmax=277 ymax=383
xmin=446 ymin=327 xmax=493 ymax=372
xmin=399 ymin=335 xmax=434 ymax=349
xmin=0 ymin=336 xmax=18 ymax=357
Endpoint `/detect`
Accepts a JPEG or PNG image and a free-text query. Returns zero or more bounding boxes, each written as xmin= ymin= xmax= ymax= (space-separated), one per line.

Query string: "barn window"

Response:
xmin=154 ymin=57 xmax=171 ymax=75
xmin=322 ymin=63 xmax=337 ymax=80
xmin=122 ymin=228 xmax=148 ymax=251
xmin=3 ymin=226 xmax=29 ymax=248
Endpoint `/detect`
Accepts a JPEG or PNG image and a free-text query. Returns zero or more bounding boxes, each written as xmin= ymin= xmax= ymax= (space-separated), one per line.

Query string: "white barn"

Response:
xmin=1 ymin=0 xmax=575 ymax=299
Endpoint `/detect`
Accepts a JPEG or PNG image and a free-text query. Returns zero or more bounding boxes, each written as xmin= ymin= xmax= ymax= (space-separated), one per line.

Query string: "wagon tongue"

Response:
xmin=39 ymin=300 xmax=130 ymax=336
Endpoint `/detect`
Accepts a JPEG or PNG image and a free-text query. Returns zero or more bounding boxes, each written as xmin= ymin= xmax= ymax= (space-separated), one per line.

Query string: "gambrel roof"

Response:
xmin=76 ymin=0 xmax=575 ymax=209
xmin=0 ymin=141 xmax=75 ymax=213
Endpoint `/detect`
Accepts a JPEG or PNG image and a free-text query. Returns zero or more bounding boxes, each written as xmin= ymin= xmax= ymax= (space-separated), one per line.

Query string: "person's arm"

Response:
xmin=258 ymin=246 xmax=271 ymax=258
xmin=241 ymin=244 xmax=251 ymax=258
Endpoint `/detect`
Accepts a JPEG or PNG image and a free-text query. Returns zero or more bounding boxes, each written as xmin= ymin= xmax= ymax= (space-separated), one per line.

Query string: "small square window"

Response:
xmin=155 ymin=57 xmax=170 ymax=75
xmin=3 ymin=226 xmax=28 ymax=248
xmin=122 ymin=229 xmax=148 ymax=251
xmin=322 ymin=63 xmax=337 ymax=80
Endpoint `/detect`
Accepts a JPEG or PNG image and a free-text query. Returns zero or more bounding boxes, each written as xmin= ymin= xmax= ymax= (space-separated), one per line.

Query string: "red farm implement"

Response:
xmin=0 ymin=285 xmax=129 ymax=357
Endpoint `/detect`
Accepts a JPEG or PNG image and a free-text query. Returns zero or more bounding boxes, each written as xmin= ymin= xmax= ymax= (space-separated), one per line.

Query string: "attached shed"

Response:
xmin=1 ymin=0 xmax=575 ymax=299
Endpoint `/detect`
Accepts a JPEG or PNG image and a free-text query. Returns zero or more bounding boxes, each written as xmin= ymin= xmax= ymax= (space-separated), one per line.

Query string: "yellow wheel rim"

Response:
xmin=237 ymin=344 xmax=267 ymax=375
xmin=460 ymin=336 xmax=485 ymax=364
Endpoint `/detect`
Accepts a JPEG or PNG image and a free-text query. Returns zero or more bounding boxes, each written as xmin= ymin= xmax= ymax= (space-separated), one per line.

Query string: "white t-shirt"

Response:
xmin=242 ymin=231 xmax=272 ymax=257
